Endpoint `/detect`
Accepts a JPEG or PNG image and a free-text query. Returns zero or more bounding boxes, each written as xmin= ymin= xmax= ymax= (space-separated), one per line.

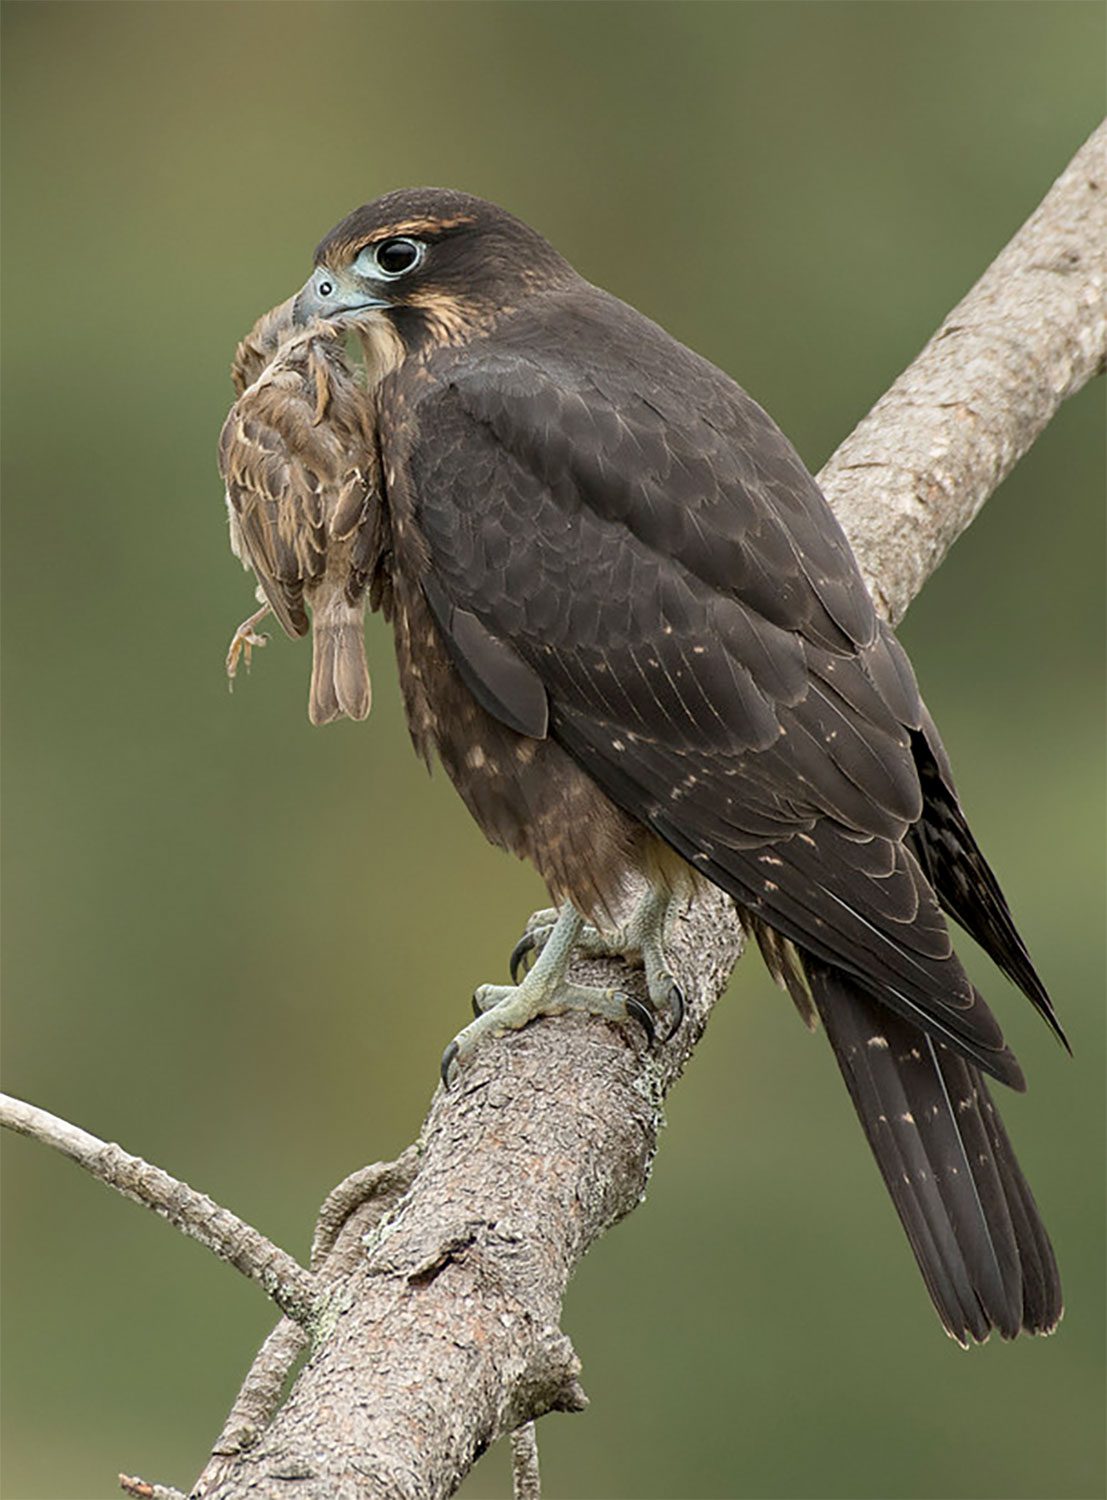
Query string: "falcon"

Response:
xmin=222 ymin=188 xmax=1067 ymax=1345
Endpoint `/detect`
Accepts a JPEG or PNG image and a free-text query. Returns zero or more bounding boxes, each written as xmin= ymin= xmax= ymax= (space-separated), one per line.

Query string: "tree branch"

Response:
xmin=119 ymin=1476 xmax=188 ymax=1500
xmin=510 ymin=1423 xmax=542 ymax=1500
xmin=819 ymin=120 xmax=1106 ymax=624
xmin=4 ymin=121 xmax=1103 ymax=1500
xmin=209 ymin=1151 xmax=421 ymax=1462
xmin=0 ymin=1093 xmax=319 ymax=1327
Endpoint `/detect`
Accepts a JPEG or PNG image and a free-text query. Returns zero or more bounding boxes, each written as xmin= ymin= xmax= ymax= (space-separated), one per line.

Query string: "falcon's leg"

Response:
xmin=441 ymin=904 xmax=655 ymax=1084
xmin=508 ymin=885 xmax=685 ymax=1038
xmin=226 ymin=605 xmax=271 ymax=685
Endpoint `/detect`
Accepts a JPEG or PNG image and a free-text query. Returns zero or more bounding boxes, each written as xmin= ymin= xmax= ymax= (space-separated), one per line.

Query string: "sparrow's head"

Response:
xmin=292 ymin=188 xmax=576 ymax=347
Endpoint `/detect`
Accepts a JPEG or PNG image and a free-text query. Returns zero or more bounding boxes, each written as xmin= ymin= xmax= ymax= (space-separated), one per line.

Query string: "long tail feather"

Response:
xmin=804 ymin=957 xmax=1062 ymax=1344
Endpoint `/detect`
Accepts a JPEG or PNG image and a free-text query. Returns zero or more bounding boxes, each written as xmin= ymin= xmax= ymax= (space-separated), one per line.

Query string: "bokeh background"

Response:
xmin=2 ymin=4 xmax=1103 ymax=1498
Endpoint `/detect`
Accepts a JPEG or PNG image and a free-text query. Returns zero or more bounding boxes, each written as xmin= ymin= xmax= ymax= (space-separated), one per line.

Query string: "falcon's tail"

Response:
xmin=309 ymin=593 xmax=371 ymax=726
xmin=803 ymin=957 xmax=1061 ymax=1345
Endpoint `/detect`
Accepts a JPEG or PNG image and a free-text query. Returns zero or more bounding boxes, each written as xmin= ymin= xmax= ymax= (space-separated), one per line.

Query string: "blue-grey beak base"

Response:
xmin=292 ymin=277 xmax=387 ymax=327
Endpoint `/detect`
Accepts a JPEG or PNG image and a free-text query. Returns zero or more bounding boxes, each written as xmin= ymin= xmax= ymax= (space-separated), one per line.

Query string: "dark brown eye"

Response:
xmin=374 ymin=237 xmax=424 ymax=277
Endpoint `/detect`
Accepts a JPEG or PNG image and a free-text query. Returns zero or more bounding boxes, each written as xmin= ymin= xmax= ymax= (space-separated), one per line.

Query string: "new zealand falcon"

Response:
xmin=220 ymin=188 xmax=1066 ymax=1346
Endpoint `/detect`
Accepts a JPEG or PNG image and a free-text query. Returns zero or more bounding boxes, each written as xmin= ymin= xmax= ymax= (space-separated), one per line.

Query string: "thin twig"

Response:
xmin=0 ymin=1093 xmax=319 ymax=1326
xmin=209 ymin=1317 xmax=307 ymax=1459
xmin=205 ymin=1148 xmax=423 ymax=1468
xmin=119 ymin=1475 xmax=188 ymax=1500
xmin=309 ymin=1148 xmax=421 ymax=1269
xmin=511 ymin=1423 xmax=541 ymax=1500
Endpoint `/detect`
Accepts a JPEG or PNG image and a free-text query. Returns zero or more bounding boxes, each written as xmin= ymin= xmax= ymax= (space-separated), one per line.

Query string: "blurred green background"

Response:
xmin=2 ymin=4 xmax=1103 ymax=1498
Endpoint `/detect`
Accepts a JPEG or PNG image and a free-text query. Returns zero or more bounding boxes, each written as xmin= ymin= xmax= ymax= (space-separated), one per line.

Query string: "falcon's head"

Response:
xmin=293 ymin=188 xmax=575 ymax=348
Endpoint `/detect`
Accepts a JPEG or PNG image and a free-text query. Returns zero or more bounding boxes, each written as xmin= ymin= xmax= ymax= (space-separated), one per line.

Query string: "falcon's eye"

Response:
xmin=372 ymin=237 xmax=424 ymax=278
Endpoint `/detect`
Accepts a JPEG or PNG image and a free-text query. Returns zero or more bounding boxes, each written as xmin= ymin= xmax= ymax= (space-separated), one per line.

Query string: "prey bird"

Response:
xmin=221 ymin=189 xmax=1067 ymax=1345
xmin=221 ymin=296 xmax=386 ymax=724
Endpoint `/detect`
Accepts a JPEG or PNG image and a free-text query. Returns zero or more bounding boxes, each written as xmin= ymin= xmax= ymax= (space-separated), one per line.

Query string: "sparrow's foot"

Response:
xmin=441 ymin=905 xmax=654 ymax=1084
xmin=508 ymin=886 xmax=685 ymax=1041
xmin=226 ymin=605 xmax=272 ymax=685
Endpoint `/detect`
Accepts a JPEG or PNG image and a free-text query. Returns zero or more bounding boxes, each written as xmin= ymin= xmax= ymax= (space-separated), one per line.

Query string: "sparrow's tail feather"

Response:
xmin=309 ymin=595 xmax=371 ymax=726
xmin=803 ymin=956 xmax=1061 ymax=1344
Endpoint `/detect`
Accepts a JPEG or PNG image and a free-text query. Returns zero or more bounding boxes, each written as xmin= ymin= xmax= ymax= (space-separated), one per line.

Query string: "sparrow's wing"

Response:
xmin=221 ymin=332 xmax=376 ymax=640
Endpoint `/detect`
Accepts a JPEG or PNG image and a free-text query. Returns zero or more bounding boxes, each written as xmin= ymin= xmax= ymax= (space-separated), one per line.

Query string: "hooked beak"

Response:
xmin=292 ymin=274 xmax=388 ymax=328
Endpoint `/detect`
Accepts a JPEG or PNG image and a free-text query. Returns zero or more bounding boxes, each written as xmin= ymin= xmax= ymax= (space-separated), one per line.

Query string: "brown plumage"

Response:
xmin=221 ymin=188 xmax=1068 ymax=1344
xmin=220 ymin=301 xmax=396 ymax=723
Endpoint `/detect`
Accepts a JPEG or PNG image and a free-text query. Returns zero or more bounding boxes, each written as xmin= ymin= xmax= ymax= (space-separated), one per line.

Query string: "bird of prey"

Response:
xmin=220 ymin=295 xmax=386 ymax=724
xmin=222 ymin=188 xmax=1067 ymax=1345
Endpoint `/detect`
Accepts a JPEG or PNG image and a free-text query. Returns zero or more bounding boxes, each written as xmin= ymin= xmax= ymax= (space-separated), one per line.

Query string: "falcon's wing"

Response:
xmin=396 ymin=291 xmax=1039 ymax=1086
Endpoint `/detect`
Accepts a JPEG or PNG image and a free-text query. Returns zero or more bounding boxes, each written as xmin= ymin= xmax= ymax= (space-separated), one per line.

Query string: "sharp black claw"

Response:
xmin=663 ymin=981 xmax=686 ymax=1040
xmin=623 ymin=994 xmax=655 ymax=1047
xmin=508 ymin=934 xmax=536 ymax=984
xmin=441 ymin=1039 xmax=460 ymax=1087
xmin=471 ymin=991 xmax=483 ymax=1018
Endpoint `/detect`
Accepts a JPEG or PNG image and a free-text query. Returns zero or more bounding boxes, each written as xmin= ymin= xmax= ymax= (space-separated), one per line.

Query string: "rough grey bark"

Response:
xmin=509 ymin=1425 xmax=541 ymax=1500
xmin=3 ymin=120 xmax=1103 ymax=1500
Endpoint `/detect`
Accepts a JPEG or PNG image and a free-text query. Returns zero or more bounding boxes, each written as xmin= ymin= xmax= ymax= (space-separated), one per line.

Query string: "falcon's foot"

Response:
xmin=226 ymin=605 xmax=271 ymax=686
xmin=508 ymin=886 xmax=685 ymax=1041
xmin=441 ymin=905 xmax=655 ymax=1085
